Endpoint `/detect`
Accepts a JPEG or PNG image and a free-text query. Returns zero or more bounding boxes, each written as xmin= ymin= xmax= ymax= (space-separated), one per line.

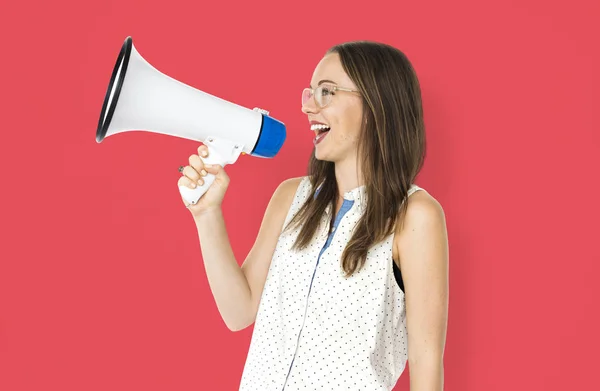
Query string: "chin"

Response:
xmin=314 ymin=146 xmax=326 ymax=160
xmin=314 ymin=151 xmax=335 ymax=163
xmin=314 ymin=139 xmax=342 ymax=162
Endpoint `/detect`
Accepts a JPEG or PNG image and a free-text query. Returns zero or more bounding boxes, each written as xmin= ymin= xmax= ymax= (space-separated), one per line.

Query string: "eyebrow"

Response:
xmin=309 ymin=79 xmax=337 ymax=89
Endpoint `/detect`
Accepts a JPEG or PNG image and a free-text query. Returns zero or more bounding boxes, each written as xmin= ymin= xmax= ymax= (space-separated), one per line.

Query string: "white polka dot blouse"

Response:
xmin=238 ymin=176 xmax=424 ymax=390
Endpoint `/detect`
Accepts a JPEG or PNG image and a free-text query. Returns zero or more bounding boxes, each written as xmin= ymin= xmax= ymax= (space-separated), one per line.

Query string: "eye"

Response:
xmin=321 ymin=86 xmax=334 ymax=96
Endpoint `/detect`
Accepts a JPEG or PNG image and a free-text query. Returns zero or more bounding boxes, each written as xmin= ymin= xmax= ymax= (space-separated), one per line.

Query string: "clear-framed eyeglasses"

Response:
xmin=302 ymin=83 xmax=360 ymax=109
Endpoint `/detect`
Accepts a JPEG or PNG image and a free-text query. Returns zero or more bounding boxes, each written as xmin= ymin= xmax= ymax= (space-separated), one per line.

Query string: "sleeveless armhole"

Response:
xmin=281 ymin=176 xmax=312 ymax=230
xmin=393 ymin=185 xmax=424 ymax=293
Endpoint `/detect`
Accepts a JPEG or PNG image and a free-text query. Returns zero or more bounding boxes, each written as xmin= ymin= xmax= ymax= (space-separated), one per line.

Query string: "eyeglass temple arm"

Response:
xmin=334 ymin=86 xmax=360 ymax=93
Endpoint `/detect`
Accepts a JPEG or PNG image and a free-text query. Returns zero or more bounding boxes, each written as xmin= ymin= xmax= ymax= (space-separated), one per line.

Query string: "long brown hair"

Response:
xmin=284 ymin=41 xmax=426 ymax=277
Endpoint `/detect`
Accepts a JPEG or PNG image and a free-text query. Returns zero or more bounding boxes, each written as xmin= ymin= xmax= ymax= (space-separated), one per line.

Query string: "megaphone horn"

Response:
xmin=96 ymin=36 xmax=286 ymax=206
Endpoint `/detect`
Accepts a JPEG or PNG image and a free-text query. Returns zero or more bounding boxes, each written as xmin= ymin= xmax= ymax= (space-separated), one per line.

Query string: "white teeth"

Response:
xmin=310 ymin=124 xmax=330 ymax=131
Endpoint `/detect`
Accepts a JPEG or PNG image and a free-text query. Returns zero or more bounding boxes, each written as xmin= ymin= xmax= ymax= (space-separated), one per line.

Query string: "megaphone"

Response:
xmin=96 ymin=36 xmax=286 ymax=206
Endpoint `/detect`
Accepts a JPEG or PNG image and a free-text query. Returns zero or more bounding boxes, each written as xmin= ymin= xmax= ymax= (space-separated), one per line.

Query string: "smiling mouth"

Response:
xmin=310 ymin=123 xmax=330 ymax=145
xmin=314 ymin=128 xmax=330 ymax=144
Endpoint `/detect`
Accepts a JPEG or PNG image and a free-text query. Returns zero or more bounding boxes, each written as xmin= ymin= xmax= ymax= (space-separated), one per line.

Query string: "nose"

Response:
xmin=301 ymin=95 xmax=318 ymax=115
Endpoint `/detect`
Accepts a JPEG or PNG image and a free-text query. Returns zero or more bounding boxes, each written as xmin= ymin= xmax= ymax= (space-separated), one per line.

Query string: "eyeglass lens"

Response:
xmin=302 ymin=85 xmax=333 ymax=108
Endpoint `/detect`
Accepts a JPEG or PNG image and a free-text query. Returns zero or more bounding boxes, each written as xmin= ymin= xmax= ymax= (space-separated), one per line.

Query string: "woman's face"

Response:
xmin=302 ymin=53 xmax=363 ymax=163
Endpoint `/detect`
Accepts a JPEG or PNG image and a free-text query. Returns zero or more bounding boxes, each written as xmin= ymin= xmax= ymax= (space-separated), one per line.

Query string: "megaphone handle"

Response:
xmin=178 ymin=171 xmax=218 ymax=206
xmin=177 ymin=142 xmax=235 ymax=206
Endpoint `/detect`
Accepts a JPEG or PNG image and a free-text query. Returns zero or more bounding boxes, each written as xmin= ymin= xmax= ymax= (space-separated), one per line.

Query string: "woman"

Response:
xmin=178 ymin=41 xmax=449 ymax=391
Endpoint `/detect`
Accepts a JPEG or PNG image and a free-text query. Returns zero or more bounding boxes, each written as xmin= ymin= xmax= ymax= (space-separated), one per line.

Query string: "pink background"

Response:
xmin=0 ymin=0 xmax=598 ymax=389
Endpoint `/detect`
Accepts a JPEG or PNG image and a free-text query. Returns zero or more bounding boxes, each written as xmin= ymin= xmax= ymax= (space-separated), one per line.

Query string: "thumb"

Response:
xmin=205 ymin=164 xmax=229 ymax=183
xmin=203 ymin=163 xmax=222 ymax=175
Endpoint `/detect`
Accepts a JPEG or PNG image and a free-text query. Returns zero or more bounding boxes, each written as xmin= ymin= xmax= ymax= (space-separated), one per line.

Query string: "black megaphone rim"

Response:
xmin=96 ymin=36 xmax=133 ymax=143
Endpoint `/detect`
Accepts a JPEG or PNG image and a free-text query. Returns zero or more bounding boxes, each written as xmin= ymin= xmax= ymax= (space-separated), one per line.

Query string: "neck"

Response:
xmin=333 ymin=154 xmax=363 ymax=195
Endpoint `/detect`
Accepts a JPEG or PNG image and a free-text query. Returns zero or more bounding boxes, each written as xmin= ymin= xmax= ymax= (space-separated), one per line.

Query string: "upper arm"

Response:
xmin=395 ymin=192 xmax=449 ymax=365
xmin=240 ymin=176 xmax=303 ymax=326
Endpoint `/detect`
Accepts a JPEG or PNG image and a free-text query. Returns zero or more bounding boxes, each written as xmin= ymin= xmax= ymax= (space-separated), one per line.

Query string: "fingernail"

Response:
xmin=202 ymin=151 xmax=208 ymax=157
xmin=200 ymin=169 xmax=207 ymax=176
xmin=204 ymin=164 xmax=213 ymax=168
xmin=191 ymin=183 xmax=196 ymax=188
xmin=198 ymin=179 xmax=203 ymax=185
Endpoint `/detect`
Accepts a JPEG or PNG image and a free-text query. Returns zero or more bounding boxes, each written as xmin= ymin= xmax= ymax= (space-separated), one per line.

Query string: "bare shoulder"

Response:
xmin=278 ymin=176 xmax=305 ymax=195
xmin=272 ymin=176 xmax=305 ymax=209
xmin=392 ymin=189 xmax=447 ymax=265
xmin=405 ymin=189 xmax=444 ymax=221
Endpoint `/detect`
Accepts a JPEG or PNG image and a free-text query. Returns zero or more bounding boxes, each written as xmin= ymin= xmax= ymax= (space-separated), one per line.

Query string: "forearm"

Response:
xmin=409 ymin=357 xmax=444 ymax=391
xmin=194 ymin=208 xmax=253 ymax=331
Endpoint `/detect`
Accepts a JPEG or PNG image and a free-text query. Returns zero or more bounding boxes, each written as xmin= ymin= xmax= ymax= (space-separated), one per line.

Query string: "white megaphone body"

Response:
xmin=96 ymin=36 xmax=286 ymax=206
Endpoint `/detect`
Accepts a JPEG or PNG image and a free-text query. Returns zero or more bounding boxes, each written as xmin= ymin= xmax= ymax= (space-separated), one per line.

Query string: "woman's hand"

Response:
xmin=177 ymin=144 xmax=231 ymax=217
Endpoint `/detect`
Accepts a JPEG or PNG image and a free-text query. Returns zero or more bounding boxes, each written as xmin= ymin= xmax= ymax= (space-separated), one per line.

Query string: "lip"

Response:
xmin=309 ymin=120 xmax=329 ymax=126
xmin=314 ymin=129 xmax=329 ymax=145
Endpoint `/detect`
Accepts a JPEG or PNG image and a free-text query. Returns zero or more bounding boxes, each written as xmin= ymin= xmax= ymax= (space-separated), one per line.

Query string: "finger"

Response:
xmin=197 ymin=144 xmax=209 ymax=158
xmin=190 ymin=154 xmax=209 ymax=178
xmin=177 ymin=175 xmax=199 ymax=189
xmin=189 ymin=154 xmax=205 ymax=173
xmin=182 ymin=165 xmax=204 ymax=186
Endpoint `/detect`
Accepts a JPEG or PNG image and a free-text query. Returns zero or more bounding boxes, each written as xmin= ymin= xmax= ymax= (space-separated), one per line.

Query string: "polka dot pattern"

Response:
xmin=239 ymin=176 xmax=423 ymax=391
